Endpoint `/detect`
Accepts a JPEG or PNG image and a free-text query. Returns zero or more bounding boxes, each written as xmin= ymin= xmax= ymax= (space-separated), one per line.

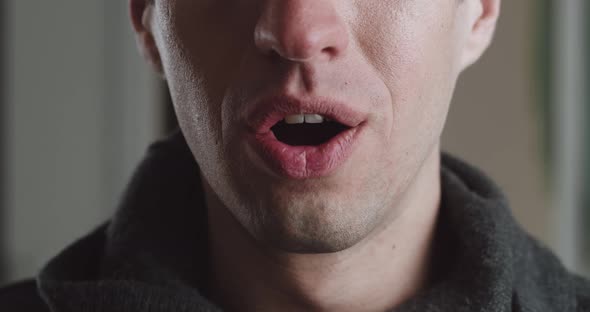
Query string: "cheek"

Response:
xmin=348 ymin=2 xmax=460 ymax=191
xmin=153 ymin=1 xmax=257 ymax=148
xmin=357 ymin=3 xmax=459 ymax=138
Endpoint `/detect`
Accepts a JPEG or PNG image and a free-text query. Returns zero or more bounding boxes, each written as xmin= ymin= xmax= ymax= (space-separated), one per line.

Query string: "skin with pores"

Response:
xmin=131 ymin=0 xmax=500 ymax=311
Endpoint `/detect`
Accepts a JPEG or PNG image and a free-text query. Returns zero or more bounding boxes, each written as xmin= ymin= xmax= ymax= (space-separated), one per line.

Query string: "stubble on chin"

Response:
xmin=242 ymin=194 xmax=381 ymax=254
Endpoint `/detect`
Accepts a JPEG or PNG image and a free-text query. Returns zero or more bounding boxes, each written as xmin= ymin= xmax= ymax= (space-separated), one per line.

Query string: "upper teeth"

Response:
xmin=284 ymin=114 xmax=325 ymax=124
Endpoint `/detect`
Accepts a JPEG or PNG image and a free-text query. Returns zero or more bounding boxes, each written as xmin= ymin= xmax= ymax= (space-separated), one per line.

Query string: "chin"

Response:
xmin=260 ymin=222 xmax=365 ymax=254
xmin=249 ymin=195 xmax=379 ymax=254
xmin=222 ymin=143 xmax=390 ymax=254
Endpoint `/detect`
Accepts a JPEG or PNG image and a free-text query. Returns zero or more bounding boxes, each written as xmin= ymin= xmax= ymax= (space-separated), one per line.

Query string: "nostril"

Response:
xmin=268 ymin=49 xmax=282 ymax=61
xmin=254 ymin=1 xmax=349 ymax=64
xmin=321 ymin=47 xmax=339 ymax=59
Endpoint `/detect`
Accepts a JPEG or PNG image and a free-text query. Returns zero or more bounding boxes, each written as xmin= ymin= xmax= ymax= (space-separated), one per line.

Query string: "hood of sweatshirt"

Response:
xmin=37 ymin=131 xmax=589 ymax=311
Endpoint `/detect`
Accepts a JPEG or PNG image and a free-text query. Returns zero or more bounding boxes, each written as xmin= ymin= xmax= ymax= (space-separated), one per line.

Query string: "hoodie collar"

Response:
xmin=38 ymin=131 xmax=576 ymax=311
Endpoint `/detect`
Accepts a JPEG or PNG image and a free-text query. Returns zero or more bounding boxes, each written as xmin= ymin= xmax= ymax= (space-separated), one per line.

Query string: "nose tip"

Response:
xmin=254 ymin=1 xmax=349 ymax=63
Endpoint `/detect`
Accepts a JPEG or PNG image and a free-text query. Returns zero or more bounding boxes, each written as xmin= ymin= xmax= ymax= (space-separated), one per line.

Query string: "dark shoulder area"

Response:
xmin=574 ymin=274 xmax=590 ymax=311
xmin=0 ymin=279 xmax=49 ymax=311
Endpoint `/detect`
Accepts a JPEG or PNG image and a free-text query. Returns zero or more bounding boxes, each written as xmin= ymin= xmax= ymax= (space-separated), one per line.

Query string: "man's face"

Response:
xmin=135 ymin=0 xmax=496 ymax=253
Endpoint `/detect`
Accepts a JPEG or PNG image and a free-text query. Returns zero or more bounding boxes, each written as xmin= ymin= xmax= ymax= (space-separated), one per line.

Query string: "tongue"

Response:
xmin=271 ymin=122 xmax=350 ymax=146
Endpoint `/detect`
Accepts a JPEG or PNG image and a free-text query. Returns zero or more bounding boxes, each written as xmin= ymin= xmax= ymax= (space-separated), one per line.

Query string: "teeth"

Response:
xmin=285 ymin=114 xmax=305 ymax=124
xmin=284 ymin=114 xmax=325 ymax=124
xmin=304 ymin=114 xmax=324 ymax=124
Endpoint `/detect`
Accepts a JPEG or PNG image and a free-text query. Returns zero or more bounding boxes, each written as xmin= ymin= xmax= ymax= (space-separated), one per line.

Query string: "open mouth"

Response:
xmin=245 ymin=95 xmax=366 ymax=178
xmin=270 ymin=114 xmax=352 ymax=146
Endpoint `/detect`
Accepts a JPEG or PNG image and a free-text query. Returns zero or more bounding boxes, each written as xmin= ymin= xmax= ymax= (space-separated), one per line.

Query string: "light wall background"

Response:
xmin=1 ymin=1 xmax=161 ymax=283
xmin=443 ymin=0 xmax=549 ymax=245
xmin=1 ymin=1 xmax=587 ymax=285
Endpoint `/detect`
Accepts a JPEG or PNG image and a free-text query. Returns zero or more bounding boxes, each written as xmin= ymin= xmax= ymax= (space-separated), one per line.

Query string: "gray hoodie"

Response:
xmin=2 ymin=131 xmax=589 ymax=311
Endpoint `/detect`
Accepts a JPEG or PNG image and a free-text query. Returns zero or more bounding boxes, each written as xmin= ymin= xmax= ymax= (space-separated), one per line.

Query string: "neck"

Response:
xmin=204 ymin=150 xmax=441 ymax=311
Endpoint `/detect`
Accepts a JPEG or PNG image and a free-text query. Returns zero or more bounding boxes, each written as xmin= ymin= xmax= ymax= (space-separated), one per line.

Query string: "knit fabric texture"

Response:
xmin=33 ymin=131 xmax=590 ymax=311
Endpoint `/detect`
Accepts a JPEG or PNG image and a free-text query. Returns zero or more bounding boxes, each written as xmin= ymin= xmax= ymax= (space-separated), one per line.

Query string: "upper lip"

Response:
xmin=246 ymin=94 xmax=367 ymax=134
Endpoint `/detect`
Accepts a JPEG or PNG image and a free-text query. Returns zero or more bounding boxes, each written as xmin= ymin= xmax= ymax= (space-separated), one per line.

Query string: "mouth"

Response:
xmin=245 ymin=95 xmax=366 ymax=179
xmin=270 ymin=114 xmax=352 ymax=146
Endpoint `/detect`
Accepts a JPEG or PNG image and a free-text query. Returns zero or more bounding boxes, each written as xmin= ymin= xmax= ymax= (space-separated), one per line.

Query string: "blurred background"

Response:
xmin=0 ymin=1 xmax=588 ymax=285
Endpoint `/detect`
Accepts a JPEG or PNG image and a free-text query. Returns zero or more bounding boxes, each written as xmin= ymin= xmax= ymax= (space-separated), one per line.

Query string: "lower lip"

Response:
xmin=247 ymin=125 xmax=363 ymax=179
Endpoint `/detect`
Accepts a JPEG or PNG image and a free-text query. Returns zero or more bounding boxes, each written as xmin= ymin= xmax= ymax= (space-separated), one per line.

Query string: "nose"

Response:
xmin=254 ymin=0 xmax=349 ymax=63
